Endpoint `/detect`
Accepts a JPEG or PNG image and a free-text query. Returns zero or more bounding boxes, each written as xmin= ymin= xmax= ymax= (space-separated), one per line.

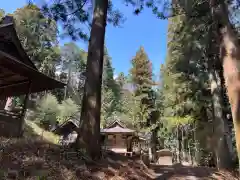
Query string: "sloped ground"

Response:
xmin=0 ymin=137 xmax=156 ymax=180
xmin=24 ymin=120 xmax=60 ymax=144
xmin=0 ymin=122 xmax=238 ymax=180
xmin=0 ymin=122 xmax=155 ymax=179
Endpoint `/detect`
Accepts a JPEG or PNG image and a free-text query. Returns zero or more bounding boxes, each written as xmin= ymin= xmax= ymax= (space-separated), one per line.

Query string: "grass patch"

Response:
xmin=24 ymin=120 xmax=60 ymax=144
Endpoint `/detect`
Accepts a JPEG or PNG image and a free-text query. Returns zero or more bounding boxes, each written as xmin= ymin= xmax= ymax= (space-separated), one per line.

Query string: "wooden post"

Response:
xmin=18 ymin=81 xmax=31 ymax=137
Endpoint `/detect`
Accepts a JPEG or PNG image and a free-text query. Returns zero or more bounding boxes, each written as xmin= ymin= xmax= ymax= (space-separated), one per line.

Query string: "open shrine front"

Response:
xmin=0 ymin=16 xmax=65 ymax=137
xmin=0 ymin=86 xmax=31 ymax=137
xmin=101 ymin=120 xmax=147 ymax=156
xmin=102 ymin=133 xmax=135 ymax=155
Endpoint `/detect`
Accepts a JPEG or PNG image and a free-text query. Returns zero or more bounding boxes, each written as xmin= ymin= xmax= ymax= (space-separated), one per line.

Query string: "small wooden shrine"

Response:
xmin=52 ymin=118 xmax=79 ymax=136
xmin=52 ymin=113 xmax=80 ymax=145
xmin=101 ymin=120 xmax=148 ymax=156
xmin=0 ymin=16 xmax=65 ymax=137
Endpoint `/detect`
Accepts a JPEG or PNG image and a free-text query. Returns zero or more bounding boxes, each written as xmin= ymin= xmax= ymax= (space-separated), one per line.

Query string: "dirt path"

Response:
xmin=151 ymin=156 xmax=238 ymax=180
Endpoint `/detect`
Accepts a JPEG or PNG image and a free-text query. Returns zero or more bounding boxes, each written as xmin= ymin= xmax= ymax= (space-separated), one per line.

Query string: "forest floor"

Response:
xmin=0 ymin=121 xmax=238 ymax=180
xmin=152 ymin=163 xmax=239 ymax=180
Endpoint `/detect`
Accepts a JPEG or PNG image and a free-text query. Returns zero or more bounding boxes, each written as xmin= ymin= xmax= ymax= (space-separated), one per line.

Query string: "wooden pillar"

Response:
xmin=18 ymin=81 xmax=31 ymax=137
xmin=130 ymin=136 xmax=133 ymax=152
xmin=125 ymin=135 xmax=133 ymax=156
xmin=101 ymin=134 xmax=106 ymax=150
xmin=0 ymin=98 xmax=7 ymax=109
xmin=125 ymin=135 xmax=128 ymax=152
xmin=126 ymin=135 xmax=131 ymax=152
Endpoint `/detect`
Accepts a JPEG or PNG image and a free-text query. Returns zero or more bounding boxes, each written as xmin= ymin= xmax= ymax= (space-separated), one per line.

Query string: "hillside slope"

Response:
xmin=0 ymin=137 xmax=155 ymax=179
xmin=0 ymin=121 xmax=238 ymax=180
xmin=0 ymin=121 xmax=155 ymax=179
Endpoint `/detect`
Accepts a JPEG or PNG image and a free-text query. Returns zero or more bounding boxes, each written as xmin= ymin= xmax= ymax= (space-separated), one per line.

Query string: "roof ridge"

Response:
xmin=106 ymin=119 xmax=126 ymax=129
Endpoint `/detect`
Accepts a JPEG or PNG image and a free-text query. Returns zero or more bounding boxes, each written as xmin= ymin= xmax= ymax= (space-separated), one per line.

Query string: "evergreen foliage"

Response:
xmin=129 ymin=46 xmax=154 ymax=129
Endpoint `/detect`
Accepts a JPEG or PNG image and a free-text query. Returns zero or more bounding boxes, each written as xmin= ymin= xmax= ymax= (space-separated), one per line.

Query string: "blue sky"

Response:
xmin=2 ymin=0 xmax=168 ymax=78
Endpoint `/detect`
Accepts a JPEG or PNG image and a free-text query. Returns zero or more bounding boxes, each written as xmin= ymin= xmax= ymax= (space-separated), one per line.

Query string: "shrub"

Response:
xmin=34 ymin=94 xmax=59 ymax=130
xmin=58 ymin=98 xmax=79 ymax=123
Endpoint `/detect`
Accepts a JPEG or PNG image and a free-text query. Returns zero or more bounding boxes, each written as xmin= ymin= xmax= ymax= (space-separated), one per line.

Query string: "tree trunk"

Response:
xmin=176 ymin=126 xmax=181 ymax=163
xmin=210 ymin=0 xmax=240 ymax=171
xmin=219 ymin=67 xmax=236 ymax=160
xmin=209 ymin=69 xmax=234 ymax=169
xmin=182 ymin=129 xmax=187 ymax=162
xmin=0 ymin=98 xmax=7 ymax=109
xmin=150 ymin=129 xmax=158 ymax=162
xmin=195 ymin=108 xmax=213 ymax=166
xmin=76 ymin=0 xmax=108 ymax=159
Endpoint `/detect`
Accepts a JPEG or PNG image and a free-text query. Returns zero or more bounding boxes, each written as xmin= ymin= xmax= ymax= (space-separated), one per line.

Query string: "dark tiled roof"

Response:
xmin=105 ymin=120 xmax=126 ymax=129
xmin=0 ymin=16 xmax=65 ymax=97
xmin=101 ymin=120 xmax=135 ymax=134
xmin=52 ymin=113 xmax=80 ymax=135
xmin=0 ymin=16 xmax=37 ymax=69
xmin=101 ymin=124 xmax=135 ymax=133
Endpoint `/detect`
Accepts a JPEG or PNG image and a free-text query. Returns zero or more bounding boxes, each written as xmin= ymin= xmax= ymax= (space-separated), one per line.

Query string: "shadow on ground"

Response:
xmin=152 ymin=163 xmax=238 ymax=180
xmin=0 ymin=123 xmax=155 ymax=180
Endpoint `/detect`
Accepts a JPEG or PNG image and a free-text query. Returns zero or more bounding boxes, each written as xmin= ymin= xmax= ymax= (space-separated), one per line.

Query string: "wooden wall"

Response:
xmin=0 ymin=113 xmax=22 ymax=137
xmin=104 ymin=134 xmax=128 ymax=153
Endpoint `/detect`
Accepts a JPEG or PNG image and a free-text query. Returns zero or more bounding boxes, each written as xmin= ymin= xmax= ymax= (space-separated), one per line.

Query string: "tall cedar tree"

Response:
xmin=210 ymin=1 xmax=240 ymax=169
xmin=75 ymin=0 xmax=108 ymax=159
xmin=130 ymin=46 xmax=153 ymax=96
xmin=163 ymin=0 xmax=234 ymax=168
xmin=205 ymin=1 xmax=235 ymax=168
xmin=162 ymin=0 xmax=240 ymax=169
xmin=163 ymin=4 xmax=214 ymax=165
xmin=130 ymin=46 xmax=159 ymax=161
xmin=101 ymin=48 xmax=121 ymax=123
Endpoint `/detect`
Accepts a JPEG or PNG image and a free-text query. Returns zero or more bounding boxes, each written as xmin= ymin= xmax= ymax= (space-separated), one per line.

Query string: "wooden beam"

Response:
xmin=0 ymin=49 xmax=37 ymax=73
xmin=0 ymin=74 xmax=16 ymax=79
xmin=0 ymin=59 xmax=16 ymax=74
xmin=0 ymin=41 xmax=22 ymax=61
xmin=0 ymin=80 xmax=29 ymax=89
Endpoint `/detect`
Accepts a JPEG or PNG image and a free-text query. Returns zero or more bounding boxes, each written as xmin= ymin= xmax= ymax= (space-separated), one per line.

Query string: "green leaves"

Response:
xmin=58 ymin=98 xmax=79 ymax=122
xmin=40 ymin=0 xmax=125 ymax=41
xmin=165 ymin=116 xmax=194 ymax=128
xmin=13 ymin=5 xmax=59 ymax=76
xmin=158 ymin=0 xmax=215 ymax=152
xmin=128 ymin=46 xmax=160 ymax=131
xmin=101 ymin=49 xmax=123 ymax=125
xmin=0 ymin=9 xmax=5 ymax=20
xmin=130 ymin=46 xmax=153 ymax=95
xmin=161 ymin=0 xmax=212 ymax=121
xmin=35 ymin=94 xmax=59 ymax=129
xmin=34 ymin=94 xmax=79 ymax=129
xmin=60 ymin=43 xmax=83 ymax=72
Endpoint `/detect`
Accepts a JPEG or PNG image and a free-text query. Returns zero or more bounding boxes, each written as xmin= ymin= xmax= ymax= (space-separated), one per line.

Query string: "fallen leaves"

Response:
xmin=0 ymin=137 xmax=154 ymax=180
